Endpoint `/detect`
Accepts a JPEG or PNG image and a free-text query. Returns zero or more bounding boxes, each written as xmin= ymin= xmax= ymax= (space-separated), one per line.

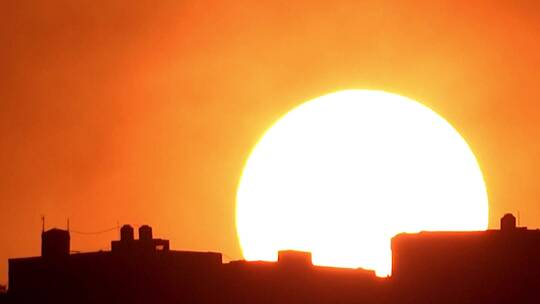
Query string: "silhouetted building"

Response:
xmin=0 ymin=285 xmax=6 ymax=303
xmin=6 ymin=214 xmax=540 ymax=303
xmin=9 ymin=225 xmax=222 ymax=303
xmin=221 ymin=252 xmax=384 ymax=303
xmin=391 ymin=213 xmax=540 ymax=303
xmin=7 ymin=225 xmax=378 ymax=303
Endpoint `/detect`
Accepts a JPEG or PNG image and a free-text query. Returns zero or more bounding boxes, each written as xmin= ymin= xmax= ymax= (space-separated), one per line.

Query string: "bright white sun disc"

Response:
xmin=236 ymin=90 xmax=488 ymax=276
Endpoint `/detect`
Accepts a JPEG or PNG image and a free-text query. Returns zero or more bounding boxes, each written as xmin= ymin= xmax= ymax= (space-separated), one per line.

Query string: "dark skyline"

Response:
xmin=3 ymin=0 xmax=540 ymax=284
xmin=4 ymin=214 xmax=539 ymax=303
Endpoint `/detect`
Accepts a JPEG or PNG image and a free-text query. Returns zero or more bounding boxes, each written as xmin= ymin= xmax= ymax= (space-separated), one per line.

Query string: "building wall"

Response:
xmin=8 ymin=220 xmax=540 ymax=303
xmin=9 ymin=250 xmax=223 ymax=303
xmin=391 ymin=229 xmax=540 ymax=303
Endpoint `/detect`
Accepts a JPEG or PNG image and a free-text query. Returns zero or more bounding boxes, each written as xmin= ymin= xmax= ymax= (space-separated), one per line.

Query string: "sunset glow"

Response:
xmin=236 ymin=90 xmax=489 ymax=276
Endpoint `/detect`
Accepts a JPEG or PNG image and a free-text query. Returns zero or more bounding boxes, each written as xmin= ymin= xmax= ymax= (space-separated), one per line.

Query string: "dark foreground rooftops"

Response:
xmin=391 ymin=213 xmax=540 ymax=303
xmin=5 ymin=214 xmax=540 ymax=303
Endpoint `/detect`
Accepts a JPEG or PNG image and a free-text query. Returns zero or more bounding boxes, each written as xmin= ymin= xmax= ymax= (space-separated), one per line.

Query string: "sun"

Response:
xmin=236 ymin=90 xmax=488 ymax=276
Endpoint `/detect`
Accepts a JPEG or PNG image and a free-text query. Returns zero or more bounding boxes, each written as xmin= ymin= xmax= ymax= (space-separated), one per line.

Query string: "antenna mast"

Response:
xmin=41 ymin=215 xmax=45 ymax=232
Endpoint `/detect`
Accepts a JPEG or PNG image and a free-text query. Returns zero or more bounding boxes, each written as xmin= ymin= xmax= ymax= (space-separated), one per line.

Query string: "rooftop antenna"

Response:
xmin=67 ymin=218 xmax=70 ymax=232
xmin=41 ymin=215 xmax=45 ymax=232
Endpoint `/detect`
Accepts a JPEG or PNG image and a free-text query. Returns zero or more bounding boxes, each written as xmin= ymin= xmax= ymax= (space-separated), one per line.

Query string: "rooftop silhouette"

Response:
xmin=3 ymin=214 xmax=540 ymax=303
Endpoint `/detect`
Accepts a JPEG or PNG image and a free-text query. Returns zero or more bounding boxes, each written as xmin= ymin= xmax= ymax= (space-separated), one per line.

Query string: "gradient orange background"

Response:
xmin=2 ymin=0 xmax=540 ymax=284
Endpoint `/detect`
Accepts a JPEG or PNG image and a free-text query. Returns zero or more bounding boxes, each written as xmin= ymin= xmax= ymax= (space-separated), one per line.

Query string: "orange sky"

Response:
xmin=2 ymin=0 xmax=540 ymax=284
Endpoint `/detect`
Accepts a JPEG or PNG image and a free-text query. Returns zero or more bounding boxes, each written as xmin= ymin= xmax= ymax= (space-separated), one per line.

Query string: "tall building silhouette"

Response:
xmin=5 ymin=214 xmax=540 ymax=303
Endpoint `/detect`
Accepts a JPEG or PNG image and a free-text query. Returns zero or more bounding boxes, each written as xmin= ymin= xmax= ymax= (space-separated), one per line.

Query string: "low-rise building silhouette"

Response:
xmin=391 ymin=213 xmax=540 ymax=303
xmin=9 ymin=225 xmax=223 ymax=303
xmin=5 ymin=214 xmax=540 ymax=303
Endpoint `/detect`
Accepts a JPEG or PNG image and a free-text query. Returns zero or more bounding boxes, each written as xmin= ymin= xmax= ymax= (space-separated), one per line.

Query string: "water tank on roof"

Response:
xmin=139 ymin=225 xmax=153 ymax=241
xmin=501 ymin=213 xmax=516 ymax=231
xmin=41 ymin=228 xmax=70 ymax=258
xmin=120 ymin=225 xmax=134 ymax=241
